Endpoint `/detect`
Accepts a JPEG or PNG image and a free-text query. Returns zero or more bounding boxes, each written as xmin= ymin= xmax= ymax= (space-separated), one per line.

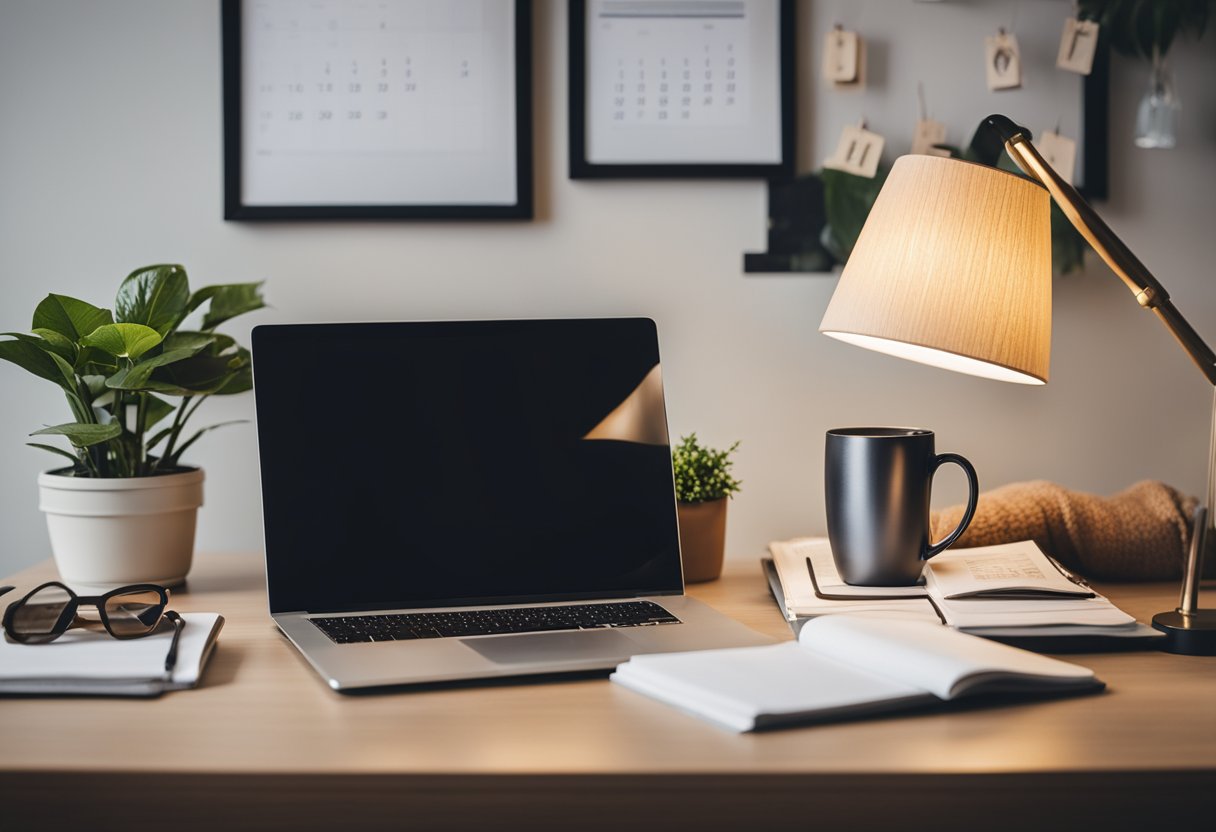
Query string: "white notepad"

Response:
xmin=0 ymin=613 xmax=224 ymax=696
xmin=611 ymin=616 xmax=1103 ymax=733
xmin=768 ymin=538 xmax=939 ymax=623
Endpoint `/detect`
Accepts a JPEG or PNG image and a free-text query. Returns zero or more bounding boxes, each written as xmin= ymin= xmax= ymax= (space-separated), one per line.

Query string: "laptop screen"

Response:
xmin=252 ymin=318 xmax=685 ymax=614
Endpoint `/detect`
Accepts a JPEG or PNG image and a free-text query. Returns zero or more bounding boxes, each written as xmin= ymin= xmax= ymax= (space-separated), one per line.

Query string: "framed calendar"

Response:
xmin=569 ymin=0 xmax=794 ymax=179
xmin=222 ymin=0 xmax=532 ymax=220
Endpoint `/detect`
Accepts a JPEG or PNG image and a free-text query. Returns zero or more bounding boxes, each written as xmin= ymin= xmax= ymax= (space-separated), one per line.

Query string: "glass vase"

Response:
xmin=1134 ymin=52 xmax=1180 ymax=149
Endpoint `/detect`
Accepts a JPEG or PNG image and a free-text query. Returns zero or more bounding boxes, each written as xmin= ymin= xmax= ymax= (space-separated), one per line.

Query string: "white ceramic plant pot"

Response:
xmin=38 ymin=467 xmax=204 ymax=592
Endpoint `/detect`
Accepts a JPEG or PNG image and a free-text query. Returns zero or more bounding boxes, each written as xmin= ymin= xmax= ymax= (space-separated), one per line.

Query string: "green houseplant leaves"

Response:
xmin=1078 ymin=0 xmax=1210 ymax=60
xmin=32 ymin=294 xmax=113 ymax=343
xmin=115 ymin=264 xmax=191 ymax=336
xmin=80 ymin=323 xmax=164 ymax=360
xmin=0 ymin=264 xmax=265 ymax=477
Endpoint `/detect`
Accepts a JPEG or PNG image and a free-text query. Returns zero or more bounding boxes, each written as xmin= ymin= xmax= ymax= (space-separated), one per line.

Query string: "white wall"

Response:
xmin=1 ymin=0 xmax=1214 ymax=577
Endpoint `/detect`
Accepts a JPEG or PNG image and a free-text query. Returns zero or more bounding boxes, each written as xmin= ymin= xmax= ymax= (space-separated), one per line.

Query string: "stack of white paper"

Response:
xmin=931 ymin=594 xmax=1136 ymax=630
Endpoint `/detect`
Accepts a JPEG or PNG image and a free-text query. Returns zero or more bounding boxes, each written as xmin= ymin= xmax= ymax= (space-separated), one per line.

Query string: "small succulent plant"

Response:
xmin=672 ymin=434 xmax=742 ymax=504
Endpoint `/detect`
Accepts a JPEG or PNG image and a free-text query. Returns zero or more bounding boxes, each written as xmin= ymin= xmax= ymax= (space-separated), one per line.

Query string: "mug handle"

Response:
xmin=923 ymin=453 xmax=980 ymax=560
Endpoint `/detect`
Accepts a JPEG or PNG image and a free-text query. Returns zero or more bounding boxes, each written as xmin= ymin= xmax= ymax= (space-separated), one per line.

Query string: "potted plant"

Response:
xmin=672 ymin=434 xmax=741 ymax=583
xmin=0 ymin=264 xmax=264 ymax=589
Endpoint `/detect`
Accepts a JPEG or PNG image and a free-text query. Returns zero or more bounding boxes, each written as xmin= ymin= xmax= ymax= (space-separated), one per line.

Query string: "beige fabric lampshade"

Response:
xmin=819 ymin=154 xmax=1053 ymax=384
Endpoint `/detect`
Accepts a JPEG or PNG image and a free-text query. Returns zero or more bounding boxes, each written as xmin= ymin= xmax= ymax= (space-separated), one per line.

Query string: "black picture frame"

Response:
xmin=1079 ymin=27 xmax=1110 ymax=201
xmin=569 ymin=0 xmax=795 ymax=179
xmin=222 ymin=0 xmax=533 ymax=220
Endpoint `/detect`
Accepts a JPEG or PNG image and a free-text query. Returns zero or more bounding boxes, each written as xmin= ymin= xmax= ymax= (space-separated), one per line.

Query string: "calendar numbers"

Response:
xmin=246 ymin=0 xmax=489 ymax=156
xmin=591 ymin=2 xmax=750 ymax=129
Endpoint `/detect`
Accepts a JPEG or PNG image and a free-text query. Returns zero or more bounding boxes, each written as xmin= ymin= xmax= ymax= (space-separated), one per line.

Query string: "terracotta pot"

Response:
xmin=677 ymin=498 xmax=728 ymax=583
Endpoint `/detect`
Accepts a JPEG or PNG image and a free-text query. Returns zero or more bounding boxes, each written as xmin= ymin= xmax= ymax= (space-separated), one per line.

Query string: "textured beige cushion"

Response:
xmin=931 ymin=480 xmax=1209 ymax=581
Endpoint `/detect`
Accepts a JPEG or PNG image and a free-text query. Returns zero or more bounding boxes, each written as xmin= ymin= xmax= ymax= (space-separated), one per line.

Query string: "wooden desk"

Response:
xmin=1 ymin=554 xmax=1213 ymax=831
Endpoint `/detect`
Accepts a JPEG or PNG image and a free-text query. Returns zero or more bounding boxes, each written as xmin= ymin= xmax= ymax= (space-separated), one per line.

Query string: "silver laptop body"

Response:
xmin=252 ymin=319 xmax=771 ymax=691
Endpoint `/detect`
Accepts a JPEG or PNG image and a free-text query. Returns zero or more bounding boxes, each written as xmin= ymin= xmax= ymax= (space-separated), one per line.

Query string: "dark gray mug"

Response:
xmin=825 ymin=428 xmax=979 ymax=586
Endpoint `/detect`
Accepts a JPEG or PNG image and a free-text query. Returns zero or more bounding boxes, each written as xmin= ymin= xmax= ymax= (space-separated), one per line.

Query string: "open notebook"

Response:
xmin=766 ymin=538 xmax=1162 ymax=650
xmin=0 ymin=613 xmax=224 ymax=697
xmin=611 ymin=616 xmax=1103 ymax=732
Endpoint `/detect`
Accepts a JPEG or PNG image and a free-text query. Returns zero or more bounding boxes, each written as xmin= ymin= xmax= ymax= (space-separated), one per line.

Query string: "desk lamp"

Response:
xmin=819 ymin=114 xmax=1216 ymax=655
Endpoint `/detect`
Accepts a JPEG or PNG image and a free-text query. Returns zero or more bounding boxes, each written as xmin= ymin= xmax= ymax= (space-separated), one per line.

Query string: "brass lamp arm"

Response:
xmin=982 ymin=114 xmax=1216 ymax=388
xmin=982 ymin=115 xmax=1215 ymax=638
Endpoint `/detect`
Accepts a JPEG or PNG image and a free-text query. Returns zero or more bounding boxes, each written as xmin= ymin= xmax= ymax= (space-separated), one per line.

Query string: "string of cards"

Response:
xmin=823 ymin=13 xmax=1097 ymax=183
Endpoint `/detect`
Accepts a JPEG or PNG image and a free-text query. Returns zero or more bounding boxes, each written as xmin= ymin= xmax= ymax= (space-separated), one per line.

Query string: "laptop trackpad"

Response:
xmin=462 ymin=630 xmax=636 ymax=665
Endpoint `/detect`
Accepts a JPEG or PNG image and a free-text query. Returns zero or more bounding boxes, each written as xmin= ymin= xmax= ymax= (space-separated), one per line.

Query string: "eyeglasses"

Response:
xmin=2 ymin=582 xmax=185 ymax=673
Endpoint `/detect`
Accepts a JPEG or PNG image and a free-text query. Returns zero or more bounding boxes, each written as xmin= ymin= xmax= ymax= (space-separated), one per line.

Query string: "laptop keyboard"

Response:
xmin=310 ymin=600 xmax=682 ymax=644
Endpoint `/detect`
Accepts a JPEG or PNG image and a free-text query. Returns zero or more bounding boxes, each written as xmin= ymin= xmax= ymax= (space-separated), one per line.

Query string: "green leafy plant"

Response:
xmin=0 ymin=264 xmax=265 ymax=477
xmin=672 ymin=434 xmax=742 ymax=504
xmin=1079 ymin=0 xmax=1210 ymax=60
xmin=820 ymin=166 xmax=889 ymax=264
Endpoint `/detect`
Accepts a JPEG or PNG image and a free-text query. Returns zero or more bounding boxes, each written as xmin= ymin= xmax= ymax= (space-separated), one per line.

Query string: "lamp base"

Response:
xmin=1151 ymin=609 xmax=1216 ymax=655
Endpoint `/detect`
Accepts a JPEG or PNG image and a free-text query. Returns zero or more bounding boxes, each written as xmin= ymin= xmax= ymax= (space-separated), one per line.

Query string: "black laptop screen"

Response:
xmin=252 ymin=319 xmax=685 ymax=614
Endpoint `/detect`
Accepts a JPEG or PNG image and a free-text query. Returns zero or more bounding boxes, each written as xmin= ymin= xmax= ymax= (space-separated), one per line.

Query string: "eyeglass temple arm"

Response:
xmin=981 ymin=114 xmax=1216 ymax=388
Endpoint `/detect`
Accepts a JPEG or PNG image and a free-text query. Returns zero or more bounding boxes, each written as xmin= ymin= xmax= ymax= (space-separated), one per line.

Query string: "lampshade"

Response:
xmin=819 ymin=154 xmax=1053 ymax=384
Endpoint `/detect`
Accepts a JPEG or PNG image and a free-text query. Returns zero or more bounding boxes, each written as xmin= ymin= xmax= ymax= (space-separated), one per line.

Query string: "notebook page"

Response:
xmin=799 ymin=616 xmax=1096 ymax=701
xmin=930 ymin=596 xmax=1135 ymax=629
xmin=613 ymin=642 xmax=926 ymax=730
xmin=926 ymin=542 xmax=1092 ymax=598
xmin=0 ymin=613 xmax=221 ymax=686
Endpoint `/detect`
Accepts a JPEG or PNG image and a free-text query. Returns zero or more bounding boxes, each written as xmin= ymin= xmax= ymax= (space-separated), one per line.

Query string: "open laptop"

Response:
xmin=251 ymin=318 xmax=771 ymax=691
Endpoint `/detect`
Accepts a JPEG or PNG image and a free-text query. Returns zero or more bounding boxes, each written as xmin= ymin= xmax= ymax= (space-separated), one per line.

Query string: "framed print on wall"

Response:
xmin=569 ymin=0 xmax=795 ymax=179
xmin=222 ymin=0 xmax=532 ymax=220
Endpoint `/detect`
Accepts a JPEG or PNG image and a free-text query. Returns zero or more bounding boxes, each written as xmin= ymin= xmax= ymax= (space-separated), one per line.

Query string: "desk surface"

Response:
xmin=1 ymin=554 xmax=1214 ymax=830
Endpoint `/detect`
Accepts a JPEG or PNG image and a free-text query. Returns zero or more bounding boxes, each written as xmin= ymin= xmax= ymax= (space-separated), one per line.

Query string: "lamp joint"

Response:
xmin=1135 ymin=287 xmax=1160 ymax=308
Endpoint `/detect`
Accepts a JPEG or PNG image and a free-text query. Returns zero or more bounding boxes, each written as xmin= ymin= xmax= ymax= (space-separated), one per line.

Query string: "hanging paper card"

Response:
xmin=825 ymin=125 xmax=885 ymax=178
xmin=985 ymin=31 xmax=1021 ymax=91
xmin=834 ymin=37 xmax=867 ymax=91
xmin=823 ymin=29 xmax=859 ymax=83
xmin=911 ymin=119 xmax=948 ymax=156
xmin=1057 ymin=18 xmax=1100 ymax=75
xmin=1037 ymin=130 xmax=1077 ymax=184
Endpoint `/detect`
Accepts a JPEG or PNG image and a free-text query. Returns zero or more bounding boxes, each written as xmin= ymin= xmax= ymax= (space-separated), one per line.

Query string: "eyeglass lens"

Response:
xmin=9 ymin=584 xmax=74 ymax=643
xmin=104 ymin=590 xmax=166 ymax=637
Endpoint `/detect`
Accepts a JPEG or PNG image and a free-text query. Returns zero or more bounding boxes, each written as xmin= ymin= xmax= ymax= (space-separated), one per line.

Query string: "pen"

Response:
xmin=1046 ymin=556 xmax=1091 ymax=588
